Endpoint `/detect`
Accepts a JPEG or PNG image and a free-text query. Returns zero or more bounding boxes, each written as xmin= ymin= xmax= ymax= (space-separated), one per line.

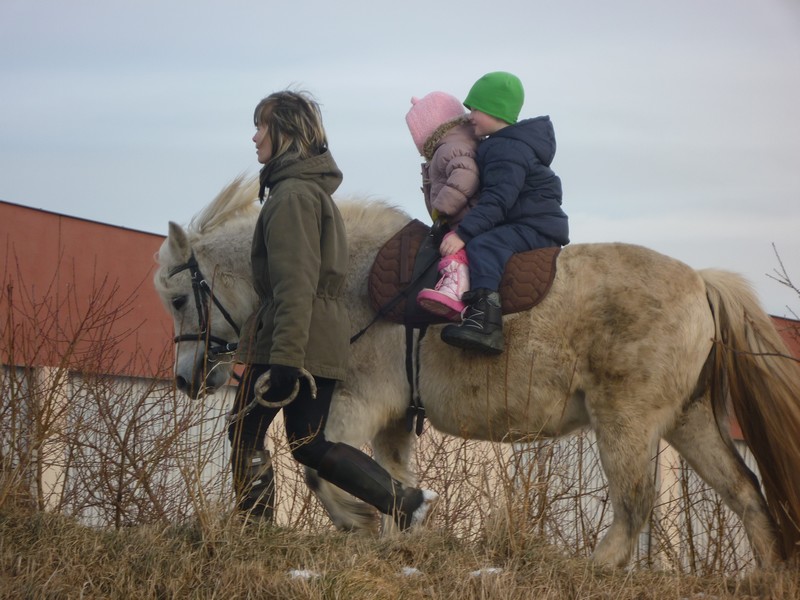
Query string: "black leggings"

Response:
xmin=227 ymin=364 xmax=336 ymax=469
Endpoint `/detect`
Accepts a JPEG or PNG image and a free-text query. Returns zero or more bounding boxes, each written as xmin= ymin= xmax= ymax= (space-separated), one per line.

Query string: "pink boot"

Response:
xmin=417 ymin=249 xmax=469 ymax=321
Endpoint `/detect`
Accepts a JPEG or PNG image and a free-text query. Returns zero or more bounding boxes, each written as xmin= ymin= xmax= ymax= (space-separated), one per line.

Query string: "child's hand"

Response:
xmin=440 ymin=231 xmax=465 ymax=256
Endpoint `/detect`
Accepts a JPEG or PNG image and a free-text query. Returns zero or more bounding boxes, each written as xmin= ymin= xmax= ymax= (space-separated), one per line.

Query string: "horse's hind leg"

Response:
xmin=664 ymin=396 xmax=781 ymax=567
xmin=591 ymin=418 xmax=660 ymax=568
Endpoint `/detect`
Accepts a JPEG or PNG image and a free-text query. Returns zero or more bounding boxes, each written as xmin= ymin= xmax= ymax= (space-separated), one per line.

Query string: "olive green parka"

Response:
xmin=236 ymin=150 xmax=349 ymax=380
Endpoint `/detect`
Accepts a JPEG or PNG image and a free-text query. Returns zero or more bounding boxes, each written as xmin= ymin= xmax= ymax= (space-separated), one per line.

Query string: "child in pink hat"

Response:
xmin=405 ymin=92 xmax=480 ymax=320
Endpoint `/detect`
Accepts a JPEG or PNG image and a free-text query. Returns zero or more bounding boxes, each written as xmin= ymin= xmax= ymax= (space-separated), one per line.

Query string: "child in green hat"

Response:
xmin=440 ymin=71 xmax=570 ymax=354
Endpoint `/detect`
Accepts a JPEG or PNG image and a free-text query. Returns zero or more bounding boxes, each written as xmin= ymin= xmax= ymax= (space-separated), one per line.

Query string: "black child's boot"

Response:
xmin=317 ymin=442 xmax=438 ymax=530
xmin=231 ymin=447 xmax=276 ymax=523
xmin=440 ymin=288 xmax=504 ymax=354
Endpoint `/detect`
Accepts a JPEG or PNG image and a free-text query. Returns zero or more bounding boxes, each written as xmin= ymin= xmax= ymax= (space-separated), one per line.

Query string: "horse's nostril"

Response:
xmin=175 ymin=375 xmax=190 ymax=393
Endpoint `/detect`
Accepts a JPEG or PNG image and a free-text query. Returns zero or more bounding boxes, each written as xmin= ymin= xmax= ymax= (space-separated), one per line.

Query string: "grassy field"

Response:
xmin=3 ymin=506 xmax=799 ymax=599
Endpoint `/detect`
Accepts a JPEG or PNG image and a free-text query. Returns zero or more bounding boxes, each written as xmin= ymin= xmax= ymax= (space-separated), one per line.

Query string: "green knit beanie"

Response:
xmin=463 ymin=71 xmax=525 ymax=124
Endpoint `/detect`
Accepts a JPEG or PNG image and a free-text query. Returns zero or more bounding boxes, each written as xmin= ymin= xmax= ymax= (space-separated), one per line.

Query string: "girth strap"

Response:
xmin=405 ymin=325 xmax=427 ymax=436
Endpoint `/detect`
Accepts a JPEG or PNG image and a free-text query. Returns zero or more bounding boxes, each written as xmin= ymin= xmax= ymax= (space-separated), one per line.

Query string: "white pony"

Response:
xmin=154 ymin=176 xmax=800 ymax=568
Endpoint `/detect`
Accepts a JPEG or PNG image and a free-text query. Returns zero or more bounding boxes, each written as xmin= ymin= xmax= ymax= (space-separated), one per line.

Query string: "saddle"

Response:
xmin=368 ymin=219 xmax=560 ymax=325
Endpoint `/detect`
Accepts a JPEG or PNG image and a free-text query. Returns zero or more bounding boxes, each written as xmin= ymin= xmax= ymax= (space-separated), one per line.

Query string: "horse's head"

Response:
xmin=154 ymin=220 xmax=257 ymax=398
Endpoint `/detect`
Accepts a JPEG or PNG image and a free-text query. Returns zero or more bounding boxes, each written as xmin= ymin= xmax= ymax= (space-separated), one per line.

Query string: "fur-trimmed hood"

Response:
xmin=422 ymin=116 xmax=471 ymax=161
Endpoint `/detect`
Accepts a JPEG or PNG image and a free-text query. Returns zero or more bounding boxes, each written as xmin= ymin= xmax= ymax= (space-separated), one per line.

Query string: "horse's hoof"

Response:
xmin=409 ymin=489 xmax=439 ymax=528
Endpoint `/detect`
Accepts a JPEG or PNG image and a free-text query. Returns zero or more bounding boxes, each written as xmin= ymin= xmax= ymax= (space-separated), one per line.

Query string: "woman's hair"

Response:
xmin=253 ymin=90 xmax=328 ymax=169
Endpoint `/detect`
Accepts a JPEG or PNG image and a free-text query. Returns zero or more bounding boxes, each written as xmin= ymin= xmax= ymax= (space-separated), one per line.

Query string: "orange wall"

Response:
xmin=0 ymin=201 xmax=173 ymax=378
xmin=772 ymin=316 xmax=800 ymax=358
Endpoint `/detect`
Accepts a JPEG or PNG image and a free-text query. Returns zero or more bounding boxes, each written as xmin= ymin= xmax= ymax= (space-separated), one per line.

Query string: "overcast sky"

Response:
xmin=1 ymin=0 xmax=798 ymax=315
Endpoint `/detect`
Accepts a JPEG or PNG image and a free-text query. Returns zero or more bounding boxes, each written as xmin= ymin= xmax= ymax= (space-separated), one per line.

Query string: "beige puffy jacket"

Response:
xmin=420 ymin=120 xmax=480 ymax=226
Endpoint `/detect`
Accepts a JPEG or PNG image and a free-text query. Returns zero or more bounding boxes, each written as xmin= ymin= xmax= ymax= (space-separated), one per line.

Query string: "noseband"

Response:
xmin=168 ymin=252 xmax=241 ymax=361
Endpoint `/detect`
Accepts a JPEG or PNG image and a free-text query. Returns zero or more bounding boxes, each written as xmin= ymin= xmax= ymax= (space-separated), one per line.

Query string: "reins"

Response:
xmin=348 ymin=250 xmax=438 ymax=344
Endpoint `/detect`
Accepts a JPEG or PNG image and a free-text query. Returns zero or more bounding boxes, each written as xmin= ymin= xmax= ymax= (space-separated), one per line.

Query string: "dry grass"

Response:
xmin=3 ymin=506 xmax=799 ymax=599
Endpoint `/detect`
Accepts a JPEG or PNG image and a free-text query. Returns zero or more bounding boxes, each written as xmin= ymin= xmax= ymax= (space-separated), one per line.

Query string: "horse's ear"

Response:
xmin=167 ymin=221 xmax=192 ymax=262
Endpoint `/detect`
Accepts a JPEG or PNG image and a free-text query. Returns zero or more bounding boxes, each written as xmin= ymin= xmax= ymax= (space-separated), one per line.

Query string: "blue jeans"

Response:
xmin=465 ymin=224 xmax=559 ymax=290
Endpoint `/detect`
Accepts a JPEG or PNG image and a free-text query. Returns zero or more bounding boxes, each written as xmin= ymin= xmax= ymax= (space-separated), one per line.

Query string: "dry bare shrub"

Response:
xmin=0 ymin=256 xmax=231 ymax=531
xmin=768 ymin=244 xmax=799 ymax=320
xmin=410 ymin=421 xmax=760 ymax=575
xmin=478 ymin=436 xmax=612 ymax=562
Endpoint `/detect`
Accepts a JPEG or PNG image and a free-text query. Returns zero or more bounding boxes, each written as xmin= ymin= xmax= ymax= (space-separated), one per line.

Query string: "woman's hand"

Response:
xmin=264 ymin=364 xmax=301 ymax=403
xmin=439 ymin=231 xmax=465 ymax=256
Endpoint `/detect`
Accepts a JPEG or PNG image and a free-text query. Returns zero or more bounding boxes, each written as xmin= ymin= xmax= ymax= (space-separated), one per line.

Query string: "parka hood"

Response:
xmin=259 ymin=150 xmax=343 ymax=199
xmin=493 ymin=116 xmax=556 ymax=166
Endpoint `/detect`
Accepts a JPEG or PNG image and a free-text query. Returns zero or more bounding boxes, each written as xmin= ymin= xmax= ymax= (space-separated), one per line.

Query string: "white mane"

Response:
xmin=185 ymin=174 xmax=412 ymax=243
xmin=187 ymin=174 xmax=261 ymax=238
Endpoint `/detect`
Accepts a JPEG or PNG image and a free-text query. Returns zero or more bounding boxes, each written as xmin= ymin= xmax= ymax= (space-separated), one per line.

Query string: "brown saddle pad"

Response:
xmin=368 ymin=220 xmax=560 ymax=324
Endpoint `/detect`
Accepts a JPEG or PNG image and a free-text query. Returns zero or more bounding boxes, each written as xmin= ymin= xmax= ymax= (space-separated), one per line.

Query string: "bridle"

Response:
xmin=168 ymin=251 xmax=241 ymax=361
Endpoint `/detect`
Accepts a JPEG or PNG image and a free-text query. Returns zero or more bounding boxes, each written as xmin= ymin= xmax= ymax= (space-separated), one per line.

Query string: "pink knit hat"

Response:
xmin=405 ymin=92 xmax=466 ymax=155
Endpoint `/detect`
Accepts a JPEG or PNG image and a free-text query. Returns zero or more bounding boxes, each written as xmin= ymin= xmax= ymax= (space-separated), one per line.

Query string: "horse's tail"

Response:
xmin=700 ymin=268 xmax=800 ymax=559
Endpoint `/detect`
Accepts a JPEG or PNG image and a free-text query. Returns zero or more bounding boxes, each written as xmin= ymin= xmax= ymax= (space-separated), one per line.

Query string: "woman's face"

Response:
xmin=253 ymin=124 xmax=272 ymax=164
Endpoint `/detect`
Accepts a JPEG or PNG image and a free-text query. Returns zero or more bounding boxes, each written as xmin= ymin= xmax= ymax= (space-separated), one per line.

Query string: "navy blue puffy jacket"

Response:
xmin=457 ymin=116 xmax=569 ymax=246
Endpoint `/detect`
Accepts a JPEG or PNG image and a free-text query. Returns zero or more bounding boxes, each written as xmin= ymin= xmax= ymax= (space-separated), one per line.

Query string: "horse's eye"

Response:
xmin=171 ymin=295 xmax=188 ymax=311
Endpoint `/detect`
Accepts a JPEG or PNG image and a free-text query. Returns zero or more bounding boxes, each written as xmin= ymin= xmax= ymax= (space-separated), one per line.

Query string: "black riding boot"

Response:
xmin=440 ymin=288 xmax=504 ymax=354
xmin=231 ymin=448 xmax=276 ymax=522
xmin=316 ymin=442 xmax=437 ymax=530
